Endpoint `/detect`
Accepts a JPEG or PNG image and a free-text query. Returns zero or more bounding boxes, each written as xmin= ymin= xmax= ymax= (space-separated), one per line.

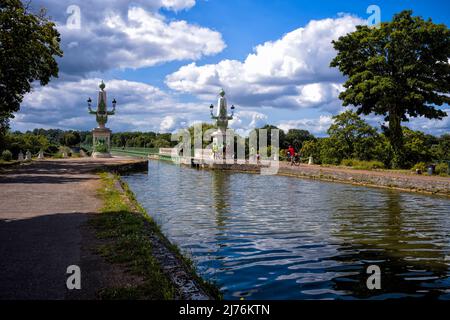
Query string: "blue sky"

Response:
xmin=114 ymin=0 xmax=450 ymax=86
xmin=13 ymin=0 xmax=450 ymax=136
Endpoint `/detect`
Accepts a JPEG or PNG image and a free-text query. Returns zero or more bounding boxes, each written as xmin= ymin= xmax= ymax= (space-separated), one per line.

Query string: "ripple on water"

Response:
xmin=123 ymin=162 xmax=450 ymax=300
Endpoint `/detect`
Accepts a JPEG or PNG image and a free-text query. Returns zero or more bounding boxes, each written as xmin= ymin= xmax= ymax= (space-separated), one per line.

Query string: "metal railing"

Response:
xmin=110 ymin=147 xmax=159 ymax=157
xmin=80 ymin=144 xmax=158 ymax=158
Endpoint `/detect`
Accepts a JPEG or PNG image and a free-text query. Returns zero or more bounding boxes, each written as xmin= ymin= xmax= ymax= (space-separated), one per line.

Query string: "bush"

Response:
xmin=301 ymin=140 xmax=321 ymax=164
xmin=46 ymin=144 xmax=59 ymax=155
xmin=1 ymin=150 xmax=13 ymax=161
xmin=259 ymin=146 xmax=276 ymax=159
xmin=279 ymin=149 xmax=287 ymax=161
xmin=94 ymin=143 xmax=108 ymax=153
xmin=411 ymin=162 xmax=427 ymax=172
xmin=435 ymin=162 xmax=449 ymax=176
xmin=341 ymin=159 xmax=385 ymax=170
xmin=357 ymin=161 xmax=385 ymax=170
xmin=341 ymin=159 xmax=356 ymax=167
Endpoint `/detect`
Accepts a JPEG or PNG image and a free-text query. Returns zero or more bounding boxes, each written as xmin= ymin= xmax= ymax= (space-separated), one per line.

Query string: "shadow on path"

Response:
xmin=0 ymin=159 xmax=132 ymax=299
xmin=0 ymin=213 xmax=103 ymax=299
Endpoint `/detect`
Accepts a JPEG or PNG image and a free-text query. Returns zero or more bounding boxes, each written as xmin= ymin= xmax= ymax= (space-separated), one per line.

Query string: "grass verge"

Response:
xmin=90 ymin=172 xmax=175 ymax=299
xmin=91 ymin=172 xmax=222 ymax=300
xmin=118 ymin=176 xmax=223 ymax=300
xmin=340 ymin=159 xmax=385 ymax=170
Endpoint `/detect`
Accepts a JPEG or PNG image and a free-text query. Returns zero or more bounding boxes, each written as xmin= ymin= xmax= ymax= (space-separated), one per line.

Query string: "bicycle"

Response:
xmin=290 ymin=154 xmax=301 ymax=166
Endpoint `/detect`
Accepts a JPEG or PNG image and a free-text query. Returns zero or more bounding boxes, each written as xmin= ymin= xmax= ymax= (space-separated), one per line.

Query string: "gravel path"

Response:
xmin=0 ymin=158 xmax=141 ymax=299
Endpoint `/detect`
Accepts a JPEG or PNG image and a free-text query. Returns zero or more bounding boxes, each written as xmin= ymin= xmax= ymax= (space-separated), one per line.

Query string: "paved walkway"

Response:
xmin=0 ymin=158 xmax=140 ymax=299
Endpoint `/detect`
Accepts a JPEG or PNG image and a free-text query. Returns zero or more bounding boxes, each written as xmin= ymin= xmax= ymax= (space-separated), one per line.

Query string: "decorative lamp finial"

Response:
xmin=219 ymin=88 xmax=225 ymax=97
xmin=99 ymin=80 xmax=106 ymax=91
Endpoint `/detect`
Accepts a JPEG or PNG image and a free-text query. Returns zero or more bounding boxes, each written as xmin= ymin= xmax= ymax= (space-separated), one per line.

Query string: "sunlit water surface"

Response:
xmin=123 ymin=161 xmax=450 ymax=300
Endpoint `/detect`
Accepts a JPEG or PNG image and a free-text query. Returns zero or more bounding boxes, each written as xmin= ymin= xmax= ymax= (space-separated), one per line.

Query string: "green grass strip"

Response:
xmin=90 ymin=172 xmax=175 ymax=300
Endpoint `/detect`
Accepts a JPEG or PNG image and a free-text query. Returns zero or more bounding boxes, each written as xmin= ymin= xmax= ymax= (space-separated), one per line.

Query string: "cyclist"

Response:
xmin=287 ymin=145 xmax=295 ymax=163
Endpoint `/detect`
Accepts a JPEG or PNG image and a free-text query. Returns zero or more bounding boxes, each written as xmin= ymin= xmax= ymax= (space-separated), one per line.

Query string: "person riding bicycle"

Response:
xmin=287 ymin=145 xmax=295 ymax=162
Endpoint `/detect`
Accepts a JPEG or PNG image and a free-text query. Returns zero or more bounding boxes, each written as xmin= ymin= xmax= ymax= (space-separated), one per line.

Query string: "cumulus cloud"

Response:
xmin=13 ymin=6 xmax=448 ymax=137
xmin=14 ymin=78 xmax=205 ymax=132
xmin=31 ymin=0 xmax=224 ymax=76
xmin=33 ymin=0 xmax=197 ymax=16
xmin=276 ymin=110 xmax=450 ymax=137
xmin=404 ymin=110 xmax=450 ymax=136
xmin=166 ymin=15 xmax=365 ymax=111
xmin=277 ymin=115 xmax=333 ymax=136
xmin=160 ymin=0 xmax=196 ymax=11
xmin=159 ymin=115 xmax=189 ymax=132
xmin=229 ymin=111 xmax=269 ymax=135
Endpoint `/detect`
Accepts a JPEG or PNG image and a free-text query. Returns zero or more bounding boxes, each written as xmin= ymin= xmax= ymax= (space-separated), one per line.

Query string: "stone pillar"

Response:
xmin=87 ymin=81 xmax=116 ymax=158
xmin=210 ymin=89 xmax=234 ymax=162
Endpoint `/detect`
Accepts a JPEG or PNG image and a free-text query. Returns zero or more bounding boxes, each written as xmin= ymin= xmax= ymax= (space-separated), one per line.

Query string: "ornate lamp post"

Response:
xmin=210 ymin=89 xmax=235 ymax=159
xmin=87 ymin=81 xmax=117 ymax=158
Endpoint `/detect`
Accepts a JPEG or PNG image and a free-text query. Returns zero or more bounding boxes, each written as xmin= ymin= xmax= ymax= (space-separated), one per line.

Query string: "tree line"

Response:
xmin=2 ymin=110 xmax=448 ymax=173
xmin=0 ymin=128 xmax=177 ymax=158
xmin=297 ymin=111 xmax=449 ymax=171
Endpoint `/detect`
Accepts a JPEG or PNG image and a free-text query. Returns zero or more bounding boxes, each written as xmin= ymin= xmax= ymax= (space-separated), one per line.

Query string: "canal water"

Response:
xmin=123 ymin=160 xmax=450 ymax=300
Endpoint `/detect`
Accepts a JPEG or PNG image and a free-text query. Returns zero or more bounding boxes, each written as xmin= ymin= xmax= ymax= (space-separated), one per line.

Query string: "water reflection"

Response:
xmin=212 ymin=172 xmax=230 ymax=230
xmin=124 ymin=161 xmax=450 ymax=300
xmin=328 ymin=190 xmax=449 ymax=299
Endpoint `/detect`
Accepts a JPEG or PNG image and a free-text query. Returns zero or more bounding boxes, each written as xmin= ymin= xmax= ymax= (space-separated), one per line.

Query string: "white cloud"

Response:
xmin=166 ymin=15 xmax=365 ymax=111
xmin=277 ymin=115 xmax=333 ymax=136
xmin=16 ymin=77 xmax=446 ymax=136
xmin=13 ymin=78 xmax=204 ymax=133
xmin=404 ymin=109 xmax=450 ymax=136
xmin=32 ymin=1 xmax=224 ymax=76
xmin=160 ymin=0 xmax=196 ymax=11
xmin=100 ymin=7 xmax=225 ymax=69
xmin=276 ymin=110 xmax=450 ymax=137
xmin=12 ymin=6 xmax=448 ymax=138
xmin=229 ymin=111 xmax=269 ymax=135
xmin=160 ymin=115 xmax=189 ymax=132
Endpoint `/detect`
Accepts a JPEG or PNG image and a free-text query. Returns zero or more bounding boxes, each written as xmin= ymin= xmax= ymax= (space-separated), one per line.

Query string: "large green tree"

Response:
xmin=60 ymin=131 xmax=81 ymax=147
xmin=285 ymin=129 xmax=315 ymax=151
xmin=402 ymin=127 xmax=436 ymax=167
xmin=330 ymin=10 xmax=450 ymax=167
xmin=0 ymin=0 xmax=62 ymax=147
xmin=326 ymin=110 xmax=379 ymax=163
xmin=431 ymin=134 xmax=450 ymax=161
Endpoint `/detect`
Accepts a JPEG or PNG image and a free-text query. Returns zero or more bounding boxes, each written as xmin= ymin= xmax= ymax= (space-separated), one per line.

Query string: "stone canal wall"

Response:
xmin=100 ymin=158 xmax=149 ymax=174
xmin=277 ymin=164 xmax=450 ymax=197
